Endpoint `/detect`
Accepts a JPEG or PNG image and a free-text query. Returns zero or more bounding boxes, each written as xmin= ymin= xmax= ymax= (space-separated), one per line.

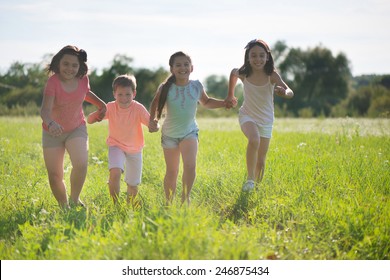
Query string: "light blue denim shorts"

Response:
xmin=161 ymin=129 xmax=199 ymax=149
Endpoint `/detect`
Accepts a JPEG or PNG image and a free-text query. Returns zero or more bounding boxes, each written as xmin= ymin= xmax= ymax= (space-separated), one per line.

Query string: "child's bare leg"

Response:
xmin=241 ymin=122 xmax=260 ymax=181
xmin=43 ymin=147 xmax=68 ymax=207
xmin=109 ymin=168 xmax=121 ymax=203
xmin=179 ymin=138 xmax=198 ymax=205
xmin=255 ymin=137 xmax=270 ymax=182
xmin=66 ymin=137 xmax=88 ymax=205
xmin=163 ymin=148 xmax=180 ymax=204
xmin=127 ymin=185 xmax=138 ymax=205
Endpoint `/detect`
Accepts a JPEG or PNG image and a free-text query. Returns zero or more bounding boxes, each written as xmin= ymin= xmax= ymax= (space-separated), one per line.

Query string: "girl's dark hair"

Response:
xmin=156 ymin=51 xmax=191 ymax=119
xmin=238 ymin=39 xmax=274 ymax=77
xmin=47 ymin=45 xmax=88 ymax=78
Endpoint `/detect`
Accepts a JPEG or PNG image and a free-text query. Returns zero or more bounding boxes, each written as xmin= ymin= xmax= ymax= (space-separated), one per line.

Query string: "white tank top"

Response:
xmin=239 ymin=78 xmax=275 ymax=125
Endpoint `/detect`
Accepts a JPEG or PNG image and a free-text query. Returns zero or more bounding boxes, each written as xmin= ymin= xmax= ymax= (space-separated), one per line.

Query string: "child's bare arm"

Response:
xmin=87 ymin=111 xmax=102 ymax=124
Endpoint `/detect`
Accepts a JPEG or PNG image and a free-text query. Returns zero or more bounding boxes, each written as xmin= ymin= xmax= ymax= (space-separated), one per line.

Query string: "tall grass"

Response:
xmin=0 ymin=117 xmax=389 ymax=259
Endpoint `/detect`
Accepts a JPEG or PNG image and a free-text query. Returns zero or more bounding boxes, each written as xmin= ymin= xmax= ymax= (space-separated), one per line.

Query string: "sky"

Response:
xmin=0 ymin=0 xmax=389 ymax=82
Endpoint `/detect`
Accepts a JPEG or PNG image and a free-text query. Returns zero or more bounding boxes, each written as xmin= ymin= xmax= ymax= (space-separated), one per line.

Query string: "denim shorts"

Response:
xmin=161 ymin=129 xmax=199 ymax=149
xmin=42 ymin=124 xmax=88 ymax=148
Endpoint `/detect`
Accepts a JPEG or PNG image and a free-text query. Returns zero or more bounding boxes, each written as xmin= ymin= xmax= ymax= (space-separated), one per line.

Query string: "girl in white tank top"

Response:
xmin=226 ymin=39 xmax=294 ymax=192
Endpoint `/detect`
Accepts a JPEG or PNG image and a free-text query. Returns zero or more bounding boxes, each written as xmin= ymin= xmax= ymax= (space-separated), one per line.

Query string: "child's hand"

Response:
xmin=48 ymin=121 xmax=64 ymax=137
xmin=274 ymin=86 xmax=286 ymax=97
xmin=96 ymin=105 xmax=107 ymax=122
xmin=224 ymin=97 xmax=238 ymax=109
xmin=148 ymin=119 xmax=160 ymax=133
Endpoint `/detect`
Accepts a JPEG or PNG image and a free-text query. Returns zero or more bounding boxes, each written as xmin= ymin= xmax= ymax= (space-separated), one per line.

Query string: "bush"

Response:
xmin=0 ymin=102 xmax=40 ymax=116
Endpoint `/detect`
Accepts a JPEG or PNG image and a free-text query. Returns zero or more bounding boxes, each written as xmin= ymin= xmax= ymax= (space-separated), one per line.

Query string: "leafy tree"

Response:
xmin=272 ymin=40 xmax=290 ymax=69
xmin=278 ymin=44 xmax=351 ymax=116
xmin=0 ymin=62 xmax=46 ymax=108
xmin=377 ymin=75 xmax=390 ymax=89
xmin=367 ymin=85 xmax=390 ymax=117
xmin=134 ymin=67 xmax=169 ymax=108
xmin=88 ymin=54 xmax=169 ymax=108
xmin=347 ymin=86 xmax=372 ymax=116
xmin=89 ymin=54 xmax=135 ymax=102
xmin=204 ymin=75 xmax=228 ymax=99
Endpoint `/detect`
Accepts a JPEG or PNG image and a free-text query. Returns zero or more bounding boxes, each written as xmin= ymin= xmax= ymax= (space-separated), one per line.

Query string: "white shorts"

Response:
xmin=108 ymin=146 xmax=142 ymax=186
xmin=239 ymin=114 xmax=273 ymax=138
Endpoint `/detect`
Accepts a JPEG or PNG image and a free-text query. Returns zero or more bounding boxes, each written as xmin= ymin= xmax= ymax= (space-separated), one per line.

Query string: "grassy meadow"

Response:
xmin=0 ymin=116 xmax=389 ymax=260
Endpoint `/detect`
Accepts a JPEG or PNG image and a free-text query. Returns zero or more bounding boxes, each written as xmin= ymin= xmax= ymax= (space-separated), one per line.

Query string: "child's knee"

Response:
xmin=248 ymin=137 xmax=260 ymax=148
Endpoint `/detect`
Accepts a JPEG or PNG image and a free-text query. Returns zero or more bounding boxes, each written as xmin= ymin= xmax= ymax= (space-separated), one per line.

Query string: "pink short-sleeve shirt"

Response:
xmin=42 ymin=74 xmax=90 ymax=132
xmin=105 ymin=100 xmax=150 ymax=154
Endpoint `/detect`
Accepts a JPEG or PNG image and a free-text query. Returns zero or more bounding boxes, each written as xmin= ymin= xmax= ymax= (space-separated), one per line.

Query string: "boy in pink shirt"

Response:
xmin=88 ymin=75 xmax=159 ymax=205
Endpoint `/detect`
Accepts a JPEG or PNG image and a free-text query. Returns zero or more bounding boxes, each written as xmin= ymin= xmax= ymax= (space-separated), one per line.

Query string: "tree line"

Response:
xmin=0 ymin=41 xmax=389 ymax=118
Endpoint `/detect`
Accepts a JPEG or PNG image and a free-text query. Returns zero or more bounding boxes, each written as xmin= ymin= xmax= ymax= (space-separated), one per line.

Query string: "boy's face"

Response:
xmin=114 ymin=86 xmax=135 ymax=108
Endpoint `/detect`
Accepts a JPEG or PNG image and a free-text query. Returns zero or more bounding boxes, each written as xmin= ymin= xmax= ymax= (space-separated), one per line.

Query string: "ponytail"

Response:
xmin=157 ymin=75 xmax=176 ymax=119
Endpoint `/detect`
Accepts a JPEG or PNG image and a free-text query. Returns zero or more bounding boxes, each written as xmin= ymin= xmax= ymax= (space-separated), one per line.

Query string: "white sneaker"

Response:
xmin=242 ymin=180 xmax=255 ymax=192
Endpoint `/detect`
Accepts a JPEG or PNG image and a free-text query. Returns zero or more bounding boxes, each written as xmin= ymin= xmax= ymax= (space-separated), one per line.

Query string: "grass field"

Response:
xmin=0 ymin=117 xmax=389 ymax=260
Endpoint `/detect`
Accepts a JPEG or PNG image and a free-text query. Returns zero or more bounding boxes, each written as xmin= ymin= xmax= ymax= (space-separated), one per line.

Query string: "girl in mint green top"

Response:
xmin=149 ymin=51 xmax=227 ymax=205
xmin=162 ymin=80 xmax=203 ymax=138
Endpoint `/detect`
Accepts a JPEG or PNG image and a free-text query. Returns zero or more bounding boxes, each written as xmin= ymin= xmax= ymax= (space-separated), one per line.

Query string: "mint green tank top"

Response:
xmin=162 ymin=80 xmax=202 ymax=138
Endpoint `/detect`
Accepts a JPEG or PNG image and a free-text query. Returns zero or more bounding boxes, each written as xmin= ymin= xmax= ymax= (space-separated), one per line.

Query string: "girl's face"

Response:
xmin=114 ymin=86 xmax=135 ymax=108
xmin=170 ymin=56 xmax=193 ymax=80
xmin=248 ymin=45 xmax=268 ymax=71
xmin=59 ymin=54 xmax=80 ymax=81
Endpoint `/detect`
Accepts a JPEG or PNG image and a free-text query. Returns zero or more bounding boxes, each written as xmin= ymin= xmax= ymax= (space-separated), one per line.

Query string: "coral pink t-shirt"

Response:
xmin=42 ymin=74 xmax=90 ymax=132
xmin=105 ymin=101 xmax=150 ymax=154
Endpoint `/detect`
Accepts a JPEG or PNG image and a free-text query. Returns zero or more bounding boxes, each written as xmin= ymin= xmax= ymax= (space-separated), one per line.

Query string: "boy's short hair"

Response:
xmin=112 ymin=74 xmax=137 ymax=92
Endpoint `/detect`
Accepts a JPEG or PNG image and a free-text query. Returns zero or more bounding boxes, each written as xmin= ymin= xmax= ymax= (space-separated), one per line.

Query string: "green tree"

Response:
xmin=278 ymin=45 xmax=351 ymax=116
xmin=367 ymin=85 xmax=390 ymax=117
xmin=89 ymin=54 xmax=135 ymax=102
xmin=134 ymin=67 xmax=169 ymax=108
xmin=0 ymin=62 xmax=46 ymax=108
xmin=204 ymin=75 xmax=228 ymax=99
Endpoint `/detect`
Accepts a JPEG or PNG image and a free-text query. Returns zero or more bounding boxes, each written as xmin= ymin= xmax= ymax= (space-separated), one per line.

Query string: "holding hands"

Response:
xmin=95 ymin=105 xmax=107 ymax=121
xmin=274 ymin=86 xmax=286 ymax=97
xmin=224 ymin=96 xmax=238 ymax=109
xmin=148 ymin=119 xmax=160 ymax=133
xmin=274 ymin=85 xmax=293 ymax=98
xmin=87 ymin=108 xmax=106 ymax=124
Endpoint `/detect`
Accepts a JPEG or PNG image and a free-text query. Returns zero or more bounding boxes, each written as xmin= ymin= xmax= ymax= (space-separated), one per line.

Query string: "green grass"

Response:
xmin=0 ymin=117 xmax=389 ymax=260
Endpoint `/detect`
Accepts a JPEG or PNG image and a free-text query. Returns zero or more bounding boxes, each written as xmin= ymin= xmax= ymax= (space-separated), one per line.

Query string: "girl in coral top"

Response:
xmin=40 ymin=45 xmax=106 ymax=208
xmin=226 ymin=39 xmax=294 ymax=192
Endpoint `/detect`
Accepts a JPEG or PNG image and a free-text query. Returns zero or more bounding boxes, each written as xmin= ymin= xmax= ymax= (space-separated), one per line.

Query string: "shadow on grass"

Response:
xmin=224 ymin=191 xmax=253 ymax=223
xmin=63 ymin=206 xmax=88 ymax=229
